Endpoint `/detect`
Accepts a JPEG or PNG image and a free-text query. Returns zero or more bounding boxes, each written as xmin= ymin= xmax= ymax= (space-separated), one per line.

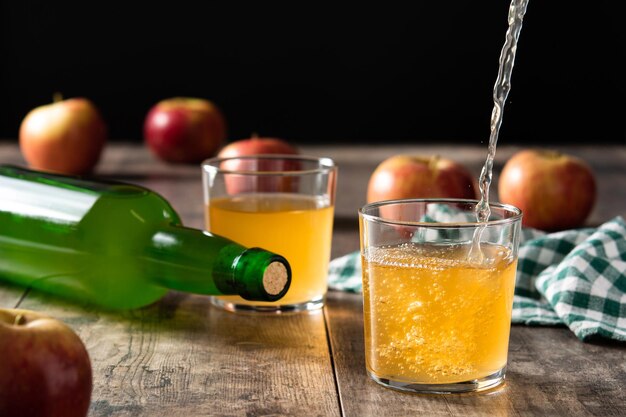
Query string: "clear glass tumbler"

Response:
xmin=203 ymin=155 xmax=337 ymax=313
xmin=359 ymin=198 xmax=522 ymax=393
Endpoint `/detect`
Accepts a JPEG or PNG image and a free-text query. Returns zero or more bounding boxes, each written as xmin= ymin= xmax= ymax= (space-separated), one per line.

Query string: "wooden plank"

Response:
xmin=504 ymin=327 xmax=626 ymax=416
xmin=325 ymin=291 xmax=626 ymax=417
xmin=17 ymin=290 xmax=341 ymax=417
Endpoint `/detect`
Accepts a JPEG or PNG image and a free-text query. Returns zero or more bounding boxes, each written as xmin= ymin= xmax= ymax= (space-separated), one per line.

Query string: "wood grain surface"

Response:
xmin=0 ymin=142 xmax=624 ymax=417
xmin=15 ymin=290 xmax=340 ymax=417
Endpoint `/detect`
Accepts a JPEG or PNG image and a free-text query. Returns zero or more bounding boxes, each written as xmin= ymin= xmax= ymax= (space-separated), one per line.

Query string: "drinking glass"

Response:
xmin=203 ymin=155 xmax=337 ymax=313
xmin=359 ymin=199 xmax=522 ymax=393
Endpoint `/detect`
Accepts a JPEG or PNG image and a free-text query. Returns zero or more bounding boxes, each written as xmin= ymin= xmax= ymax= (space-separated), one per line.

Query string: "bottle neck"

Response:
xmin=144 ymin=224 xmax=290 ymax=302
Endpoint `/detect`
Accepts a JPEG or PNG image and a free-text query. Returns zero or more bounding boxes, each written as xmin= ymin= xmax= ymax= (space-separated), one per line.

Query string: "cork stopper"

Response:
xmin=263 ymin=261 xmax=289 ymax=295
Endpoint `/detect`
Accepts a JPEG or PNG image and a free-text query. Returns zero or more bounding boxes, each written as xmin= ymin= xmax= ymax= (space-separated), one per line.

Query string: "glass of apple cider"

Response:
xmin=359 ymin=199 xmax=522 ymax=393
xmin=202 ymin=155 xmax=337 ymax=313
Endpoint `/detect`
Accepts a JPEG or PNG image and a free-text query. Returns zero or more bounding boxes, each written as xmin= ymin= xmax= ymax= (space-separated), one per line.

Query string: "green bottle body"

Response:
xmin=0 ymin=166 xmax=291 ymax=309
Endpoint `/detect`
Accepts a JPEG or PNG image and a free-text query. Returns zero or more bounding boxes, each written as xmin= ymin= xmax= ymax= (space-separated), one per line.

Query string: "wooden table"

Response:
xmin=1 ymin=142 xmax=625 ymax=417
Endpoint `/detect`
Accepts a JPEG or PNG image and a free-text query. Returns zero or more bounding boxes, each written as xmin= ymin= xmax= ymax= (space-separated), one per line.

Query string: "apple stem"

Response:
xmin=14 ymin=314 xmax=26 ymax=326
xmin=53 ymin=92 xmax=64 ymax=103
xmin=251 ymin=132 xmax=259 ymax=139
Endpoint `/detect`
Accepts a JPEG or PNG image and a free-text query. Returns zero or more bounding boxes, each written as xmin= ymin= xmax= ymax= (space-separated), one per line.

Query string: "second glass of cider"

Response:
xmin=359 ymin=199 xmax=522 ymax=393
xmin=203 ymin=155 xmax=337 ymax=313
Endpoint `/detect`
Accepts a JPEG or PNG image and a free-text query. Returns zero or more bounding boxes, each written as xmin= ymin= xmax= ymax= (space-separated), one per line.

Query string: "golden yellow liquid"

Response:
xmin=362 ymin=242 xmax=517 ymax=384
xmin=207 ymin=193 xmax=334 ymax=306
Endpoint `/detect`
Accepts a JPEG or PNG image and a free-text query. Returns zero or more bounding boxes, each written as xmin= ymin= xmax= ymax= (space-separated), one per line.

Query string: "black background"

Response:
xmin=1 ymin=1 xmax=625 ymax=145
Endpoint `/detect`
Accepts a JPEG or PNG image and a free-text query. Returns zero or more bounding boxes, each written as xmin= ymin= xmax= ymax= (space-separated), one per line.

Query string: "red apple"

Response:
xmin=498 ymin=149 xmax=596 ymax=231
xmin=217 ymin=136 xmax=300 ymax=194
xmin=19 ymin=97 xmax=107 ymax=175
xmin=0 ymin=308 xmax=92 ymax=417
xmin=144 ymin=97 xmax=226 ymax=163
xmin=367 ymin=155 xmax=477 ymax=204
xmin=217 ymin=136 xmax=298 ymax=159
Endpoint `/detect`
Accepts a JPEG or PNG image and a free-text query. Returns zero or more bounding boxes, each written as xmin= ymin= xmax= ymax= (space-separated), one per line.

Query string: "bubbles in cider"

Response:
xmin=362 ymin=242 xmax=517 ymax=384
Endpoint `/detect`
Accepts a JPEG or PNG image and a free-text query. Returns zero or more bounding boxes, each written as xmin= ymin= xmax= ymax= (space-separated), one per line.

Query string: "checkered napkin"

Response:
xmin=328 ymin=216 xmax=626 ymax=342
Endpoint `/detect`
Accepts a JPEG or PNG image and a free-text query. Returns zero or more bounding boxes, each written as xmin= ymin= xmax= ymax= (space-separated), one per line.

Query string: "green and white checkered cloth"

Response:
xmin=328 ymin=216 xmax=626 ymax=342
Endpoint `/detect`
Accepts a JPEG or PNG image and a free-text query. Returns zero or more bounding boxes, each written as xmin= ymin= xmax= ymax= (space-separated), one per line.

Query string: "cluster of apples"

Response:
xmin=18 ymin=96 xmax=299 ymax=175
xmin=367 ymin=150 xmax=596 ymax=232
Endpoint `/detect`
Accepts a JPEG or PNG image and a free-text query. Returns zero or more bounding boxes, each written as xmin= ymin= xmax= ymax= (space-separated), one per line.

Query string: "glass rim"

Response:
xmin=202 ymin=154 xmax=336 ymax=176
xmin=359 ymin=198 xmax=522 ymax=228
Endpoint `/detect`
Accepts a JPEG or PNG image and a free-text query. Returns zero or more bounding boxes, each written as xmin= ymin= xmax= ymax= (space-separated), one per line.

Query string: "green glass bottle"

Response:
xmin=0 ymin=165 xmax=291 ymax=309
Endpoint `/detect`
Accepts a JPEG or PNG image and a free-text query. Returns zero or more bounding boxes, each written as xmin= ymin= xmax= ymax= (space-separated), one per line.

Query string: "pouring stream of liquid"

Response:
xmin=469 ymin=0 xmax=529 ymax=263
